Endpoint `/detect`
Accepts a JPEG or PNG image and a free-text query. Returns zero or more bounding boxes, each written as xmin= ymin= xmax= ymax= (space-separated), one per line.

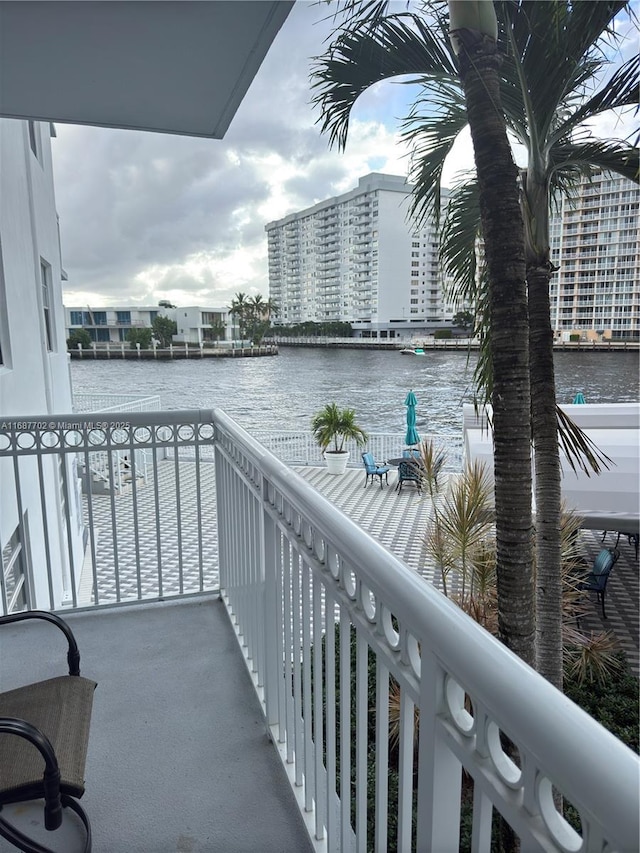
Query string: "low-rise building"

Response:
xmin=65 ymin=306 xmax=163 ymax=342
xmin=64 ymin=304 xmax=232 ymax=345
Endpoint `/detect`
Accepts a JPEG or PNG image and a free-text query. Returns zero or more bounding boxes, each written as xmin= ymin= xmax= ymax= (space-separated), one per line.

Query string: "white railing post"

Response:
xmin=416 ymin=650 xmax=462 ymax=852
xmin=261 ymin=475 xmax=280 ymax=726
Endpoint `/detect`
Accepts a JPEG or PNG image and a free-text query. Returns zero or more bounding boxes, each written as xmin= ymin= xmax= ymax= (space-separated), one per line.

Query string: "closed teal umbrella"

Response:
xmin=404 ymin=390 xmax=420 ymax=446
xmin=573 ymin=391 xmax=586 ymax=404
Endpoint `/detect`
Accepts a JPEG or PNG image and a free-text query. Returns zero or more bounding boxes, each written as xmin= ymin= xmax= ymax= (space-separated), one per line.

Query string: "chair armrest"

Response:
xmin=0 ymin=717 xmax=62 ymax=830
xmin=0 ymin=611 xmax=81 ymax=676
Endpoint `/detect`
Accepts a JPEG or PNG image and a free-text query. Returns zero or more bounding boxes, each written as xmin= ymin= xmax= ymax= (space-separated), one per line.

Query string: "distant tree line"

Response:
xmin=269 ymin=320 xmax=353 ymax=338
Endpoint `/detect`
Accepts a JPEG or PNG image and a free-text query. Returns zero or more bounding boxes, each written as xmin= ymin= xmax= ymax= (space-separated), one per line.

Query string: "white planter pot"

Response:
xmin=324 ymin=450 xmax=349 ymax=475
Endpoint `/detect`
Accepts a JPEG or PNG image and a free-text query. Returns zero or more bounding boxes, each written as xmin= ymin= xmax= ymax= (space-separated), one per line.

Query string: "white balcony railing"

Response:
xmin=0 ymin=410 xmax=638 ymax=852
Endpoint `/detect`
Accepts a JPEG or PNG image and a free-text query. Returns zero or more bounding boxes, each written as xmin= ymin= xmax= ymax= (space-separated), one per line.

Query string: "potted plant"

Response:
xmin=311 ymin=402 xmax=368 ymax=475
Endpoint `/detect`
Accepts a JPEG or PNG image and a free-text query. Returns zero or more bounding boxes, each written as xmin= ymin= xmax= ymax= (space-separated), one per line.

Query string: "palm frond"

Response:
xmin=311 ymin=9 xmax=457 ymax=151
xmin=550 ymin=53 xmax=639 ymax=150
xmin=550 ymin=138 xmax=639 ymax=184
xmin=556 ymin=406 xmax=612 ymax=476
xmin=401 ymin=87 xmax=468 ymax=226
xmin=471 ymin=266 xmax=492 ymax=408
xmin=500 ymin=0 xmax=628 ymax=121
xmin=438 ymin=178 xmax=481 ymax=303
xmin=499 ymin=0 xmax=632 ymax=159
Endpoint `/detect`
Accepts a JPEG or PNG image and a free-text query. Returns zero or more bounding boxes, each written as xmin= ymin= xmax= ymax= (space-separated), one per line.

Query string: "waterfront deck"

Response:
xmin=81 ymin=460 xmax=639 ymax=675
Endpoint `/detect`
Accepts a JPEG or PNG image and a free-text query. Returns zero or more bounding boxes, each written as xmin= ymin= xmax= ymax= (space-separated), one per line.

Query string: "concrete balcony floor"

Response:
xmin=0 ymin=597 xmax=314 ymax=853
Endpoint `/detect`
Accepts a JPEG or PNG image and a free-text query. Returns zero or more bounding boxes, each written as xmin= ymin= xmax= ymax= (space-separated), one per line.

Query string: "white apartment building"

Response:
xmin=65 ymin=305 xmax=164 ymax=342
xmin=0 ymin=118 xmax=84 ymax=611
xmin=171 ymin=306 xmax=231 ymax=344
xmin=266 ymin=173 xmax=458 ymax=339
xmin=65 ymin=305 xmax=232 ymax=345
xmin=550 ymin=171 xmax=639 ymax=340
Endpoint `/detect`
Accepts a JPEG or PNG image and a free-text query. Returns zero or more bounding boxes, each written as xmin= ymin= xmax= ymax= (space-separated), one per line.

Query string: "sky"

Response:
xmin=52 ymin=0 xmax=637 ymax=310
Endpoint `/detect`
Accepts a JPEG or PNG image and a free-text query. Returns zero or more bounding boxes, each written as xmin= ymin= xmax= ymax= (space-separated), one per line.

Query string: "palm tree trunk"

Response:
xmin=453 ymin=26 xmax=535 ymax=667
xmin=528 ymin=262 xmax=563 ymax=689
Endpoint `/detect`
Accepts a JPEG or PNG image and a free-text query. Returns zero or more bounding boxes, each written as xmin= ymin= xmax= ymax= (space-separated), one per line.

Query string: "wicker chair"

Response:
xmin=0 ymin=611 xmax=96 ymax=853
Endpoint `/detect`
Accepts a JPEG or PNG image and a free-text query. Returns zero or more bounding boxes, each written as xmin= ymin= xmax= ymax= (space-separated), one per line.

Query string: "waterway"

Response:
xmin=70 ymin=348 xmax=639 ymax=437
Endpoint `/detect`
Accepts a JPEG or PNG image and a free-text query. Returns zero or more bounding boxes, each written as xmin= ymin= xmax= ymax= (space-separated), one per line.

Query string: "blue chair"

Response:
xmin=395 ymin=459 xmax=422 ymax=494
xmin=580 ymin=547 xmax=619 ymax=619
xmin=361 ymin=452 xmax=390 ymax=489
xmin=402 ymin=449 xmax=421 ymax=460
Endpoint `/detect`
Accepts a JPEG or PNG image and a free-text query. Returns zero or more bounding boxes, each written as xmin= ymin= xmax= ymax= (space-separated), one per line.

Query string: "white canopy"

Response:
xmin=462 ymin=404 xmax=640 ymax=529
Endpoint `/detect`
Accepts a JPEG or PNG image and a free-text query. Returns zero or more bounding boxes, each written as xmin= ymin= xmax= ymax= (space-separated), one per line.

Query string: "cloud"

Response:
xmin=54 ymin=0 xmax=636 ymax=308
xmin=55 ymin=1 xmax=418 ymax=307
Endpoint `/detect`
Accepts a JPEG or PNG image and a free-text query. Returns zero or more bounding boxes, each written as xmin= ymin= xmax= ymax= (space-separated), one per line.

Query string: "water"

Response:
xmin=70 ymin=348 xmax=639 ymax=437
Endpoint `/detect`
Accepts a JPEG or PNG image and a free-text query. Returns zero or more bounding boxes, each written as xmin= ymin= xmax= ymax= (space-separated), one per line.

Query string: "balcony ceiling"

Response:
xmin=0 ymin=1 xmax=293 ymax=138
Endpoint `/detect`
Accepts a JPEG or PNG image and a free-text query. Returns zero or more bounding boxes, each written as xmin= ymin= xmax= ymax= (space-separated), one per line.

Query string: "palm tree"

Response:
xmin=497 ymin=1 xmax=638 ymax=688
xmin=229 ymin=292 xmax=249 ymax=339
xmin=311 ymin=402 xmax=368 ymax=452
xmin=263 ymin=298 xmax=279 ymax=321
xmin=313 ymin=0 xmax=536 ymax=666
xmin=312 ymin=0 xmax=638 ymax=687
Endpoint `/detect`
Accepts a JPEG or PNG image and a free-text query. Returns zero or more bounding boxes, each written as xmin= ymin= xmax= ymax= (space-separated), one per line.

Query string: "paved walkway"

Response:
xmin=81 ymin=460 xmax=639 ymax=674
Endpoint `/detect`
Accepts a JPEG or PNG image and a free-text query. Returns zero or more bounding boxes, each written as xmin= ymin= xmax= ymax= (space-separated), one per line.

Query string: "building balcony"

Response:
xmin=0 ymin=410 xmax=638 ymax=853
xmin=1 ymin=597 xmax=313 ymax=853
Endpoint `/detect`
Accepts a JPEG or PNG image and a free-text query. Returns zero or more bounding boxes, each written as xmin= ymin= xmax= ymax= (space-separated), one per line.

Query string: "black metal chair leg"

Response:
xmin=0 ymin=796 xmax=91 ymax=853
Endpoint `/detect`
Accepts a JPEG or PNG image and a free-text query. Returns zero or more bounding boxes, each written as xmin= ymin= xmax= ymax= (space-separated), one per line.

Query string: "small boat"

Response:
xmin=400 ymin=347 xmax=426 ymax=356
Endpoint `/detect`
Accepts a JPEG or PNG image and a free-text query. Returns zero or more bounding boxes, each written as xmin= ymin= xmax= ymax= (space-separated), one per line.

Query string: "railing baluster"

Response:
xmin=355 ymin=628 xmax=368 ymax=852
xmin=129 ymin=437 xmax=143 ymax=600
xmin=292 ymin=546 xmax=304 ymax=790
xmin=302 ymin=560 xmax=314 ymax=814
xmin=397 ymin=687 xmax=415 ymax=852
xmin=374 ymin=656 xmax=389 ymax=852
xmin=312 ymin=574 xmax=325 ymax=841
xmin=325 ymin=595 xmax=337 ymax=851
xmin=35 ymin=453 xmax=55 ymax=610
xmin=339 ymin=606 xmax=352 ymax=853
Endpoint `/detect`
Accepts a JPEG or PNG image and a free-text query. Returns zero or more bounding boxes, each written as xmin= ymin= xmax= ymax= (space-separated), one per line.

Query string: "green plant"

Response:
xmin=209 ymin=320 xmax=227 ymax=342
xmin=126 ymin=327 xmax=153 ymax=349
xmin=67 ymin=328 xmax=92 ymax=349
xmin=152 ymin=315 xmax=177 ymax=347
xmin=419 ymin=437 xmax=448 ymax=499
xmin=311 ymin=403 xmax=368 ymax=453
xmin=434 ymin=328 xmax=453 ymax=339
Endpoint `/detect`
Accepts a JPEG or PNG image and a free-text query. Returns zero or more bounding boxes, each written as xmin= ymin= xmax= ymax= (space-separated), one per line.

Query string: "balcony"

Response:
xmin=1 ymin=597 xmax=313 ymax=852
xmin=0 ymin=410 xmax=638 ymax=852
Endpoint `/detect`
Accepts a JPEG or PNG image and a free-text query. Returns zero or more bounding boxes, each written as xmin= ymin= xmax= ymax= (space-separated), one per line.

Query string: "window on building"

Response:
xmin=93 ymin=311 xmax=107 ymax=326
xmin=40 ymin=260 xmax=53 ymax=351
xmin=2 ymin=525 xmax=29 ymax=612
xmin=70 ymin=310 xmax=83 ymax=325
xmin=116 ymin=311 xmax=131 ymax=325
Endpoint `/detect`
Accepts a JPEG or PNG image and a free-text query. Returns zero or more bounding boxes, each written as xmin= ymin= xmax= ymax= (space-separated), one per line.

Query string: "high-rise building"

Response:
xmin=268 ymin=170 xmax=639 ymax=341
xmin=549 ymin=171 xmax=639 ymax=340
xmin=266 ymin=173 xmax=457 ymax=339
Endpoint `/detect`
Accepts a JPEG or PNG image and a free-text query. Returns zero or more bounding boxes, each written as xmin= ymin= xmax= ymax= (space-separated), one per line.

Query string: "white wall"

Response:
xmin=0 ymin=119 xmax=83 ymax=611
xmin=376 ymin=188 xmax=413 ymax=324
xmin=0 ymin=120 xmax=71 ymax=415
